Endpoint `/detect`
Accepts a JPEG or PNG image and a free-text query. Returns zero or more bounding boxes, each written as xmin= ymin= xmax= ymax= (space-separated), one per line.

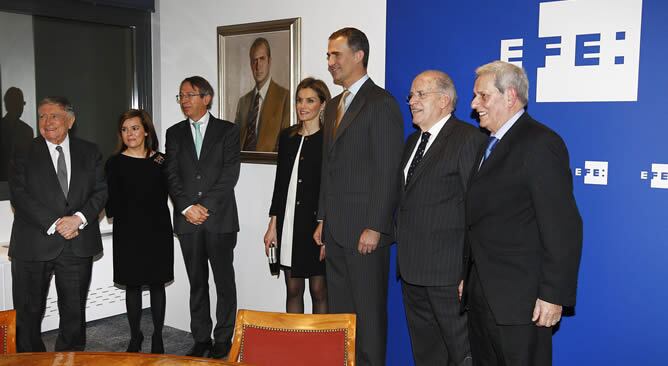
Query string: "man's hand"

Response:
xmin=313 ymin=222 xmax=324 ymax=246
xmin=458 ymin=280 xmax=464 ymax=301
xmin=532 ymin=298 xmax=563 ymax=327
xmin=357 ymin=228 xmax=380 ymax=255
xmin=56 ymin=216 xmax=82 ymax=239
xmin=185 ymin=204 xmax=209 ymax=225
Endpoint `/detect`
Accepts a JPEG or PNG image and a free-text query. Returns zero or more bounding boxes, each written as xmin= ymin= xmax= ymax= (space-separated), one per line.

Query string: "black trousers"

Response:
xmin=12 ymin=243 xmax=93 ymax=352
xmin=178 ymin=230 xmax=237 ymax=345
xmin=467 ymin=264 xmax=552 ymax=366
xmin=402 ymin=280 xmax=472 ymax=366
xmin=324 ymin=226 xmax=389 ymax=366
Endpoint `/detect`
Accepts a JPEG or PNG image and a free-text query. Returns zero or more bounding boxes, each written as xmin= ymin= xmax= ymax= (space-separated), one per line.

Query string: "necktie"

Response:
xmin=192 ymin=121 xmax=203 ymax=158
xmin=243 ymin=91 xmax=261 ymax=150
xmin=405 ymin=132 xmax=431 ymax=187
xmin=481 ymin=136 xmax=499 ymax=165
xmin=333 ymin=90 xmax=351 ymax=136
xmin=55 ymin=145 xmax=68 ymax=197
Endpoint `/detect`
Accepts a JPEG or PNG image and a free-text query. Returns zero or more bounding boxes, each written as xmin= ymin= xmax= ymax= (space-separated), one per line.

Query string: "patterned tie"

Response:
xmin=192 ymin=121 xmax=203 ymax=158
xmin=405 ymin=132 xmax=431 ymax=187
xmin=55 ymin=145 xmax=68 ymax=197
xmin=243 ymin=91 xmax=261 ymax=150
xmin=481 ymin=136 xmax=499 ymax=166
xmin=333 ymin=89 xmax=351 ymax=137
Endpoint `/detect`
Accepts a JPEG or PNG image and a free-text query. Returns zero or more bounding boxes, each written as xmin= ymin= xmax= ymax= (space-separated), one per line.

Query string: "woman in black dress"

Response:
xmin=264 ymin=78 xmax=331 ymax=313
xmin=105 ymin=109 xmax=174 ymax=353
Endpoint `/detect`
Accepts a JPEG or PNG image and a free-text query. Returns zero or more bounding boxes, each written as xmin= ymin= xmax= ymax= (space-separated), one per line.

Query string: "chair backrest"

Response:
xmin=228 ymin=309 xmax=356 ymax=366
xmin=0 ymin=309 xmax=16 ymax=354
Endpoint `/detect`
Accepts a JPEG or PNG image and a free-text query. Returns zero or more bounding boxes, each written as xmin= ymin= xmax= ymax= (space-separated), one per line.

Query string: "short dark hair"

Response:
xmin=329 ymin=27 xmax=369 ymax=68
xmin=38 ymin=96 xmax=75 ymax=117
xmin=180 ymin=76 xmax=214 ymax=110
xmin=116 ymin=109 xmax=159 ymax=157
xmin=250 ymin=37 xmax=271 ymax=58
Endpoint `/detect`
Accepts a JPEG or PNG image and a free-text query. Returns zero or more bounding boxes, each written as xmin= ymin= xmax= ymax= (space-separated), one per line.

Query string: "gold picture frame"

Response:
xmin=217 ymin=18 xmax=301 ymax=164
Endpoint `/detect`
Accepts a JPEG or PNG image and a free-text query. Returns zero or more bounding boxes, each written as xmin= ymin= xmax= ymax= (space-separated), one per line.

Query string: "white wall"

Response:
xmin=0 ymin=11 xmax=37 ymax=244
xmin=153 ymin=0 xmax=387 ymax=330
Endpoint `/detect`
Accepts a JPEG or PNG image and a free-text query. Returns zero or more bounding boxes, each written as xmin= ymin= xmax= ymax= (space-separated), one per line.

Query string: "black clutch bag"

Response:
xmin=268 ymin=243 xmax=280 ymax=277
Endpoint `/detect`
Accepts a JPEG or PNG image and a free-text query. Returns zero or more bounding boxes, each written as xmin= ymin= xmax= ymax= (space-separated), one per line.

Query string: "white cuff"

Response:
xmin=182 ymin=205 xmax=193 ymax=216
xmin=74 ymin=212 xmax=88 ymax=229
xmin=47 ymin=220 xmax=58 ymax=235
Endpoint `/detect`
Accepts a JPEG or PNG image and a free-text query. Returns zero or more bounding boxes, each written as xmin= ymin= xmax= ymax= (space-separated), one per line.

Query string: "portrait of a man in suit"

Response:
xmin=397 ymin=70 xmax=484 ymax=366
xmin=313 ymin=27 xmax=404 ymax=366
xmin=166 ymin=76 xmax=240 ymax=359
xmin=234 ymin=37 xmax=290 ymax=152
xmin=463 ymin=61 xmax=583 ymax=365
xmin=9 ymin=96 xmax=107 ymax=352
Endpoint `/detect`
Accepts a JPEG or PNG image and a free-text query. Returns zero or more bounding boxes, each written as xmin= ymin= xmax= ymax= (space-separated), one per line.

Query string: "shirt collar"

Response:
xmin=424 ymin=113 xmax=451 ymax=137
xmin=189 ymin=112 xmax=210 ymax=126
xmin=257 ymin=77 xmax=272 ymax=100
xmin=44 ymin=134 xmax=70 ymax=151
xmin=493 ymin=109 xmax=524 ymax=140
xmin=346 ymin=74 xmax=369 ymax=97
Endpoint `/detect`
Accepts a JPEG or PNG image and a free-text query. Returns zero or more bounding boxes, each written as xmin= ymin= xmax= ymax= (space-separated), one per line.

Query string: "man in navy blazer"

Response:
xmin=9 ymin=96 xmax=107 ymax=352
xmin=166 ymin=76 xmax=240 ymax=359
xmin=463 ymin=61 xmax=583 ymax=365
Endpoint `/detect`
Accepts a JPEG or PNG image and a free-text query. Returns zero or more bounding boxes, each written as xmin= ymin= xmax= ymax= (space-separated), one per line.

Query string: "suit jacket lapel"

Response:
xmin=180 ymin=119 xmax=199 ymax=164
xmin=331 ymin=79 xmax=373 ymax=148
xmin=401 ymin=132 xmax=419 ymax=187
xmin=474 ymin=112 xmax=530 ymax=178
xmin=68 ymin=137 xmax=83 ymax=202
xmin=404 ymin=117 xmax=457 ymax=191
xmin=199 ymin=114 xmax=218 ymax=161
xmin=35 ymin=137 xmax=66 ymax=200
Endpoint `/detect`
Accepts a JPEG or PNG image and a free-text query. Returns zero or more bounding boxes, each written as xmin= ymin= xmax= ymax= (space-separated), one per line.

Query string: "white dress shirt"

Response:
xmin=403 ymin=114 xmax=450 ymax=180
xmin=44 ymin=135 xmax=88 ymax=234
xmin=182 ymin=112 xmax=211 ymax=216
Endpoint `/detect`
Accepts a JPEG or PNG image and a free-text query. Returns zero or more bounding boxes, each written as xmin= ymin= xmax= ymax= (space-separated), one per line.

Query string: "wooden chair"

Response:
xmin=0 ymin=309 xmax=16 ymax=354
xmin=227 ymin=309 xmax=356 ymax=366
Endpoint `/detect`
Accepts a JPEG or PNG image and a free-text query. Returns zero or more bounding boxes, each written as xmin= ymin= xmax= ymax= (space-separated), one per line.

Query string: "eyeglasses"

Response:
xmin=176 ymin=93 xmax=206 ymax=103
xmin=405 ymin=90 xmax=444 ymax=104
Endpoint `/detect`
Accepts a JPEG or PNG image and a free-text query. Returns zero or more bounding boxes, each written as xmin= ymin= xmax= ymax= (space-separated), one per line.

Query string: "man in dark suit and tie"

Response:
xmin=9 ymin=96 xmax=107 ymax=352
xmin=463 ymin=61 xmax=583 ymax=365
xmin=397 ymin=70 xmax=483 ymax=366
xmin=313 ymin=27 xmax=404 ymax=366
xmin=234 ymin=37 xmax=290 ymax=152
xmin=166 ymin=76 xmax=240 ymax=359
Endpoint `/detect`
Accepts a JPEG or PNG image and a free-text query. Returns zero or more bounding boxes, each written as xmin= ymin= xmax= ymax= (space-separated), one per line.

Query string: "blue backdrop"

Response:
xmin=384 ymin=0 xmax=668 ymax=365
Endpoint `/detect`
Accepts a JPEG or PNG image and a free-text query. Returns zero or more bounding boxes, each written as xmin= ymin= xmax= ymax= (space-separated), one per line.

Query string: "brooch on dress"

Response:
xmin=153 ymin=154 xmax=165 ymax=165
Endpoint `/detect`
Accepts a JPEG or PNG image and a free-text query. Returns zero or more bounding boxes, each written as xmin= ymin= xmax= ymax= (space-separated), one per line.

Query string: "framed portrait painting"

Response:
xmin=217 ymin=18 xmax=301 ymax=164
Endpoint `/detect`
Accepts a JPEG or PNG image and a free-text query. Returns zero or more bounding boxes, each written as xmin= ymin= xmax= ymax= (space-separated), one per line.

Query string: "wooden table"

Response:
xmin=0 ymin=352 xmax=250 ymax=365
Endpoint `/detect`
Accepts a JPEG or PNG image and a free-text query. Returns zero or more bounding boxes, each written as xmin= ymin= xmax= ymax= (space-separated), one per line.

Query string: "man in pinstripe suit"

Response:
xmin=313 ymin=27 xmax=404 ymax=366
xmin=397 ymin=71 xmax=484 ymax=366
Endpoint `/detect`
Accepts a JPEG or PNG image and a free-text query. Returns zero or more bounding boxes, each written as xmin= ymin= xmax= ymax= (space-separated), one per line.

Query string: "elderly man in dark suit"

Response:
xmin=463 ymin=61 xmax=583 ymax=365
xmin=9 ymin=96 xmax=107 ymax=352
xmin=397 ymin=70 xmax=484 ymax=366
xmin=313 ymin=27 xmax=404 ymax=366
xmin=234 ymin=37 xmax=290 ymax=152
xmin=166 ymin=76 xmax=240 ymax=359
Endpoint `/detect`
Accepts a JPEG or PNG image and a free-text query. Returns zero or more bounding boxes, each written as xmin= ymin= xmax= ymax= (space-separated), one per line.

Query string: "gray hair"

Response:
xmin=428 ymin=70 xmax=458 ymax=110
xmin=475 ymin=61 xmax=529 ymax=106
xmin=38 ymin=96 xmax=75 ymax=118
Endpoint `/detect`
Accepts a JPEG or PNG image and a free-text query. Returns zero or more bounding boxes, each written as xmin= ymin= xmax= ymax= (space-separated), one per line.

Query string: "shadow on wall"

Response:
xmin=1 ymin=87 xmax=34 ymax=181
